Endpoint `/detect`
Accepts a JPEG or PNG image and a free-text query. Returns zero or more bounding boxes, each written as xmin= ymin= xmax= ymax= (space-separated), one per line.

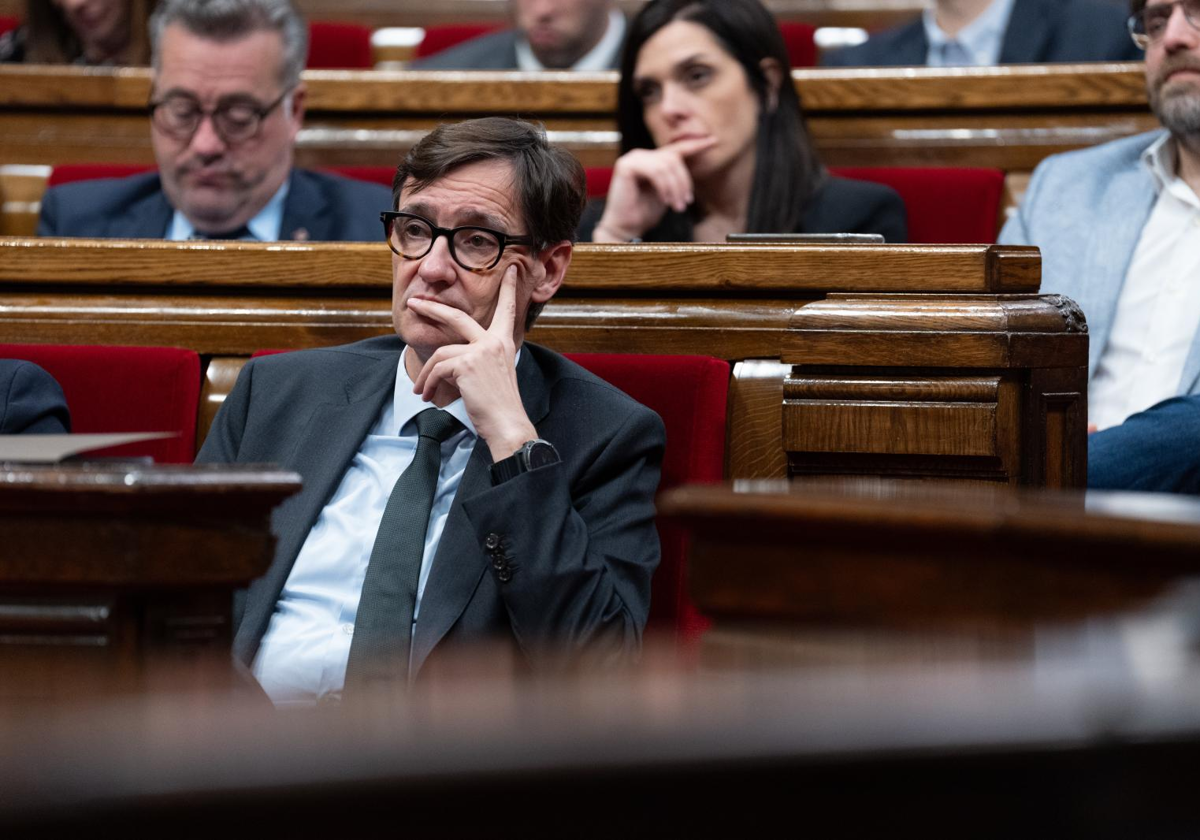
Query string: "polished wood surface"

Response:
xmin=0 ymin=463 xmax=301 ymax=698
xmin=0 ymin=64 xmax=1152 ymax=176
xmin=0 ymin=237 xmax=1083 ymax=486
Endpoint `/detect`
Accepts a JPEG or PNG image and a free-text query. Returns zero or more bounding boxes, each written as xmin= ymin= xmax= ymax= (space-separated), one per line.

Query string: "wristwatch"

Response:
xmin=490 ymin=439 xmax=560 ymax=485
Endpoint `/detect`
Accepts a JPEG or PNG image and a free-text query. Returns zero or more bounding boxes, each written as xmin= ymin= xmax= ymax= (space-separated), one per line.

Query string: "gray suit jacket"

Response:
xmin=411 ymin=27 xmax=623 ymax=70
xmin=195 ymin=336 xmax=664 ymax=680
xmin=822 ymin=0 xmax=1141 ymax=66
xmin=997 ymin=130 xmax=1192 ymax=389
xmin=37 ymin=168 xmax=392 ymax=242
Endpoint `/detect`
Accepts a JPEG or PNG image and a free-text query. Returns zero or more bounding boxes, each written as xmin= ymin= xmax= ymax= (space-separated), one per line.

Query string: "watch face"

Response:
xmin=525 ymin=440 xmax=559 ymax=469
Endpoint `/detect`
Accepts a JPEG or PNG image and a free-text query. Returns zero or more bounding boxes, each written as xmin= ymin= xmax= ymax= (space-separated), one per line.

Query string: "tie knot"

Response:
xmin=192 ymin=225 xmax=253 ymax=241
xmin=415 ymin=408 xmax=462 ymax=444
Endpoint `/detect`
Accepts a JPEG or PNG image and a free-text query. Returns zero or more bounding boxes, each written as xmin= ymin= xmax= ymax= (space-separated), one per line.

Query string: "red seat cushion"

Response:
xmin=326 ymin=165 xmax=395 ymax=189
xmin=0 ymin=16 xmax=19 ymax=36
xmin=779 ymin=22 xmax=818 ymax=67
xmin=308 ymin=21 xmax=374 ymax=69
xmin=0 ymin=344 xmax=201 ymax=464
xmin=414 ymin=24 xmax=501 ymax=59
xmin=47 ymin=164 xmax=154 ymax=188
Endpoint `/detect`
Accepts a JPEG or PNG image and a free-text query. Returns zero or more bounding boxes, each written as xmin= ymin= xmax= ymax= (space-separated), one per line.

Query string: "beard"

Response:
xmin=1150 ymin=60 xmax=1200 ymax=139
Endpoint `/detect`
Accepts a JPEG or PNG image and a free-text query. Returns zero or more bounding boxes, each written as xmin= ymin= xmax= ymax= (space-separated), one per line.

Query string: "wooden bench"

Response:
xmin=0 ymin=237 xmax=1086 ymax=486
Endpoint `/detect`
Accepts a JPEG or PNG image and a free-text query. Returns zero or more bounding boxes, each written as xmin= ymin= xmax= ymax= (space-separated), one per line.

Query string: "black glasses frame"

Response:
xmin=380 ymin=211 xmax=534 ymax=272
xmin=148 ymin=89 xmax=292 ymax=144
xmin=1127 ymin=0 xmax=1200 ymax=47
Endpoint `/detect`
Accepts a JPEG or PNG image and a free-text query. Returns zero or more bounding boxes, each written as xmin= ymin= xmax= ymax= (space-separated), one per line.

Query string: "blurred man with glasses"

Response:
xmin=198 ymin=118 xmax=665 ymax=704
xmin=1000 ymin=0 xmax=1200 ymax=493
xmin=38 ymin=0 xmax=389 ymax=241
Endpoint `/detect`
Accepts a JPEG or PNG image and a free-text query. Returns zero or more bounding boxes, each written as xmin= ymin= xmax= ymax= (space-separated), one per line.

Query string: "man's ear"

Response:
xmin=759 ymin=57 xmax=784 ymax=113
xmin=531 ymin=240 xmax=572 ymax=304
xmin=287 ymin=82 xmax=308 ymax=138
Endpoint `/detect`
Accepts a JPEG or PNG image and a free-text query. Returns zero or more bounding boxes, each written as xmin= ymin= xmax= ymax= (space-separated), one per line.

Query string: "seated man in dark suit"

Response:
xmin=0 ymin=360 xmax=70 ymax=434
xmin=37 ymin=0 xmax=389 ymax=241
xmin=822 ymin=0 xmax=1140 ymax=67
xmin=413 ymin=0 xmax=625 ymax=70
xmin=197 ymin=117 xmax=665 ymax=705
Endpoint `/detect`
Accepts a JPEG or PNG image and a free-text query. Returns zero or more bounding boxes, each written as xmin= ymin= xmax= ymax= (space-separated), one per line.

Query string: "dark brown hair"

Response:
xmin=392 ymin=118 xmax=586 ymax=329
xmin=25 ymin=0 xmax=153 ymax=64
xmin=617 ymin=0 xmax=824 ymax=236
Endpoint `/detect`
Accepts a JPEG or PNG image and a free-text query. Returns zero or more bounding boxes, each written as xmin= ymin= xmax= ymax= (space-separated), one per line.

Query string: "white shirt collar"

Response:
xmin=1141 ymin=132 xmax=1200 ymax=209
xmin=391 ymin=345 xmax=524 ymax=438
xmin=167 ymin=177 xmax=290 ymax=241
xmin=923 ymin=0 xmax=1015 ymax=65
xmin=515 ymin=9 xmax=625 ymax=72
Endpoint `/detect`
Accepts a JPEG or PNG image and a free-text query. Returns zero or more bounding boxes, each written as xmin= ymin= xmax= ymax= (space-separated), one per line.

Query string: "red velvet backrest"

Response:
xmin=327 ymin=165 xmax=396 ymax=189
xmin=829 ymin=166 xmax=1006 ymax=244
xmin=583 ymin=165 xmax=1006 ymax=243
xmin=414 ymin=24 xmax=502 ymax=59
xmin=0 ymin=343 xmax=200 ymax=464
xmin=0 ymin=16 xmax=18 ymax=35
xmin=47 ymin=164 xmax=154 ymax=188
xmin=308 ymin=21 xmax=374 ymax=69
xmin=779 ymin=22 xmax=818 ymax=67
xmin=565 ymin=353 xmax=728 ymax=643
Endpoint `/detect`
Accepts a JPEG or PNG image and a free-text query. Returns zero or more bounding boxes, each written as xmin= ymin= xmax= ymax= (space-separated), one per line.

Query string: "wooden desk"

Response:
xmin=0 ymin=237 xmax=1085 ymax=486
xmin=660 ymin=479 xmax=1200 ymax=663
xmin=0 ymin=462 xmax=301 ymax=698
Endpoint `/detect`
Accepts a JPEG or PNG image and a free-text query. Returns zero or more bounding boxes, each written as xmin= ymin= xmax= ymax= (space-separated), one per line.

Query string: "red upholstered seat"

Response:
xmin=414 ymin=23 xmax=501 ymax=59
xmin=584 ymin=165 xmax=1006 ymax=243
xmin=565 ymin=353 xmax=728 ymax=643
xmin=0 ymin=16 xmax=18 ymax=35
xmin=47 ymin=163 xmax=154 ymax=187
xmin=327 ymin=166 xmax=395 ymax=188
xmin=0 ymin=343 xmax=200 ymax=464
xmin=779 ymin=22 xmax=818 ymax=67
xmin=308 ymin=21 xmax=374 ymax=69
xmin=252 ymin=349 xmax=729 ymax=644
xmin=829 ymin=166 xmax=1006 ymax=244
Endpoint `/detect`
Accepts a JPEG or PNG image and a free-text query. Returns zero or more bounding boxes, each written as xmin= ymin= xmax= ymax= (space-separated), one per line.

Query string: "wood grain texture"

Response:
xmin=727 ymin=361 xmax=790 ymax=480
xmin=784 ymin=401 xmax=999 ymax=457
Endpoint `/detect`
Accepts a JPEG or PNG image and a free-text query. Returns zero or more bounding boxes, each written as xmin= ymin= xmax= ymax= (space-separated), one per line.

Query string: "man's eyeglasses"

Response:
xmin=380 ymin=211 xmax=534 ymax=272
xmin=1128 ymin=0 xmax=1200 ymax=48
xmin=148 ymin=90 xmax=291 ymax=144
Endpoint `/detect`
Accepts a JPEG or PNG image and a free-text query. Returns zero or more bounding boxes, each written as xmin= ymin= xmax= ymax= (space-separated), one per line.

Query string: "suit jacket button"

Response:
xmin=492 ymin=556 xmax=506 ymax=571
xmin=485 ymin=533 xmax=501 ymax=551
xmin=497 ymin=569 xmax=513 ymax=583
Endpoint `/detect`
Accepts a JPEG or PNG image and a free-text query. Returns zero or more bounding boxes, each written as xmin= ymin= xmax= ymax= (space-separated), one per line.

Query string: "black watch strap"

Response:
xmin=490 ymin=439 xmax=559 ymax=485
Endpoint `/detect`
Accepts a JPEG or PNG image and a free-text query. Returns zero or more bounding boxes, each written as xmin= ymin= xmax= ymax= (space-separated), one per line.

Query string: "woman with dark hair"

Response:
xmin=0 ymin=0 xmax=153 ymax=65
xmin=579 ymin=0 xmax=906 ymax=243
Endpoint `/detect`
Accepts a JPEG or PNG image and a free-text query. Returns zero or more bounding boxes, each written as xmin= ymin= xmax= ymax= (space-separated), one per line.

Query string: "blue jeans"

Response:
xmin=1089 ymin=396 xmax=1200 ymax=494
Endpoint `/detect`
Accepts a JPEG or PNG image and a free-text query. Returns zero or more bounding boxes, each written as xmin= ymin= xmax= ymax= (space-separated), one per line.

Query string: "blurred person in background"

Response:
xmin=822 ymin=0 xmax=1140 ymax=67
xmin=413 ymin=0 xmax=624 ymax=70
xmin=0 ymin=360 xmax=70 ymax=435
xmin=1 ymin=0 xmax=154 ymax=64
xmin=579 ymin=0 xmax=906 ymax=243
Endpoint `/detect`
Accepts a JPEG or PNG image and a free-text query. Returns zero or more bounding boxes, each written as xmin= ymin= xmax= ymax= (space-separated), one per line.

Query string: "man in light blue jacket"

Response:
xmin=999 ymin=0 xmax=1200 ymax=493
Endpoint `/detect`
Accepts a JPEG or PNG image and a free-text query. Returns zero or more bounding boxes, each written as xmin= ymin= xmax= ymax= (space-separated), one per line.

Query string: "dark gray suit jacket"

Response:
xmin=822 ymin=0 xmax=1141 ymax=66
xmin=195 ymin=336 xmax=664 ymax=680
xmin=37 ymin=168 xmax=392 ymax=242
xmin=411 ymin=27 xmax=622 ymax=70
xmin=0 ymin=360 xmax=70 ymax=434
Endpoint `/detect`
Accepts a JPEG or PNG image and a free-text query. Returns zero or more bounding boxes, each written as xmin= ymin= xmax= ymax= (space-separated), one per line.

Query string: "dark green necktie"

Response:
xmin=344 ymin=407 xmax=463 ymax=691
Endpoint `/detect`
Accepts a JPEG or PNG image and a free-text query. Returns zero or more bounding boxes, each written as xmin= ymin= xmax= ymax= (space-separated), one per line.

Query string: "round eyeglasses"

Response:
xmin=148 ymin=90 xmax=291 ymax=145
xmin=1128 ymin=0 xmax=1200 ymax=48
xmin=380 ymin=211 xmax=534 ymax=272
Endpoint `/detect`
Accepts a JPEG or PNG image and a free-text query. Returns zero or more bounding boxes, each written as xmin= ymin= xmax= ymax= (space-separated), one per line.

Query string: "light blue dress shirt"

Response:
xmin=923 ymin=0 xmax=1015 ymax=66
xmin=252 ymin=347 xmax=490 ymax=707
xmin=166 ymin=179 xmax=289 ymax=241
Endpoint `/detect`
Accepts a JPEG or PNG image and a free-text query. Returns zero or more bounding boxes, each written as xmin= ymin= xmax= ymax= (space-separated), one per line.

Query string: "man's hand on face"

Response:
xmin=407 ymin=265 xmax=539 ymax=461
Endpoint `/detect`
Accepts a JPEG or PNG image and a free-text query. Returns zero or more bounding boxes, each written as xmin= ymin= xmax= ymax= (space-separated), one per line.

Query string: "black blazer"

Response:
xmin=37 ymin=168 xmax=393 ymax=242
xmin=576 ymin=175 xmax=908 ymax=243
xmin=0 ymin=360 xmax=70 ymax=434
xmin=411 ymin=26 xmax=624 ymax=70
xmin=822 ymin=0 xmax=1141 ymax=66
xmin=195 ymin=337 xmax=665 ymax=679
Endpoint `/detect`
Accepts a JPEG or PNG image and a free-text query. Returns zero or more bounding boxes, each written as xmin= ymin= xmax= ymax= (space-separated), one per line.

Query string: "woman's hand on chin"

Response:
xmin=592 ymin=136 xmax=718 ymax=242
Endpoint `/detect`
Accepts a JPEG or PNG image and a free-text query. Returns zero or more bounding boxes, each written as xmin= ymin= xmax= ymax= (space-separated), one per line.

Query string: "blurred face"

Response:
xmin=632 ymin=20 xmax=764 ymax=182
xmin=391 ymin=159 xmax=561 ymax=362
xmin=1144 ymin=0 xmax=1200 ymax=137
xmin=53 ymin=0 xmax=129 ymax=56
xmin=512 ymin=0 xmax=612 ymax=68
xmin=150 ymin=24 xmax=305 ymax=235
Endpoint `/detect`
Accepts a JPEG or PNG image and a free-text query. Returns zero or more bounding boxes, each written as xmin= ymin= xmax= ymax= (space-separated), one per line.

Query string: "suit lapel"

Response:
xmin=279 ymin=170 xmax=330 ymax=242
xmin=894 ymin=22 xmax=930 ymax=66
xmin=409 ymin=348 xmax=551 ymax=677
xmin=112 ymin=184 xmax=172 ymax=238
xmin=234 ymin=351 xmax=400 ymax=664
xmin=998 ymin=0 xmax=1052 ymax=63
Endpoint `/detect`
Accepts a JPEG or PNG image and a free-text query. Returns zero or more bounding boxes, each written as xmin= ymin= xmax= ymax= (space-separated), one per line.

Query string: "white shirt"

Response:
xmin=166 ymin=179 xmax=289 ymax=241
xmin=515 ymin=10 xmax=625 ymax=71
xmin=252 ymin=347 xmax=480 ymax=707
xmin=1090 ymin=135 xmax=1200 ymax=431
xmin=923 ymin=0 xmax=1015 ymax=66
